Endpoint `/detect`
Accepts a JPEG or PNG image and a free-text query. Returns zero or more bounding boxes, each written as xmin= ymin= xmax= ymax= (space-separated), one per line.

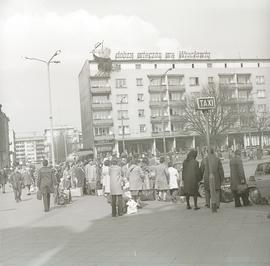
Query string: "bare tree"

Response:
xmin=183 ymin=84 xmax=238 ymax=145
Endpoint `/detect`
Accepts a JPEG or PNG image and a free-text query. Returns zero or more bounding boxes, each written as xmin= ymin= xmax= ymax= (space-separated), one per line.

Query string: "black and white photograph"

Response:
xmin=0 ymin=0 xmax=270 ymax=265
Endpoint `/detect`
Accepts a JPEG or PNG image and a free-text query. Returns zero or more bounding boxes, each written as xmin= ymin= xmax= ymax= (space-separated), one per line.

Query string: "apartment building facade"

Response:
xmin=0 ymin=105 xmax=10 ymax=168
xmin=79 ymin=50 xmax=270 ymax=155
xmin=15 ymin=132 xmax=45 ymax=164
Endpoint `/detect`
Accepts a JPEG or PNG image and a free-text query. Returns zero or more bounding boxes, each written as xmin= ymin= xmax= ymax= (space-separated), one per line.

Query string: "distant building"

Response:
xmin=44 ymin=126 xmax=82 ymax=164
xmin=9 ymin=130 xmax=16 ymax=166
xmin=0 ymin=105 xmax=10 ymax=168
xmin=79 ymin=48 xmax=270 ymax=155
xmin=15 ymin=132 xmax=45 ymax=164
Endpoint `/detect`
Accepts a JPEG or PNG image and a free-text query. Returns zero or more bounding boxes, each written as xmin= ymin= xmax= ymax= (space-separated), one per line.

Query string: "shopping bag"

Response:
xmin=37 ymin=190 xmax=42 ymax=200
xmin=237 ymin=184 xmax=248 ymax=194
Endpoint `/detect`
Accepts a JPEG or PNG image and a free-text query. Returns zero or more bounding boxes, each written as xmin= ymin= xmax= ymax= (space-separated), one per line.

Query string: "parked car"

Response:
xmin=248 ymin=161 xmax=270 ymax=204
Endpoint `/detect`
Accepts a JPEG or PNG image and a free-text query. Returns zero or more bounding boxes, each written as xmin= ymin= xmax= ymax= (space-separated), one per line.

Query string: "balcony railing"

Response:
xmin=170 ymin=115 xmax=185 ymax=122
xmin=92 ymin=102 xmax=112 ymax=110
xmin=150 ymin=115 xmax=169 ymax=123
xmin=91 ymin=86 xmax=111 ymax=94
xmin=169 ymin=100 xmax=186 ymax=107
xmin=219 ymin=83 xmax=237 ymax=90
xmin=148 ymin=85 xmax=166 ymax=93
xmin=168 ymin=85 xmax=185 ymax=92
xmin=237 ymin=83 xmax=253 ymax=90
xmin=152 ymin=131 xmax=171 ymax=137
xmin=149 ymin=101 xmax=168 ymax=108
xmin=93 ymin=118 xmax=113 ymax=126
xmin=94 ymin=134 xmax=115 ymax=141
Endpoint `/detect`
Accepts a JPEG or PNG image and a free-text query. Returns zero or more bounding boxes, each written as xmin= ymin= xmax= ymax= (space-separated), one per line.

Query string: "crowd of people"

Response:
xmin=0 ymin=147 xmax=259 ymax=217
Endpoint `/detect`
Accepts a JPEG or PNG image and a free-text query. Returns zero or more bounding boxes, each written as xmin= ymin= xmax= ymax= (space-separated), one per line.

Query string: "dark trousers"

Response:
xmin=111 ymin=195 xmax=123 ymax=217
xmin=42 ymin=193 xmax=51 ymax=212
xmin=232 ymin=190 xmax=250 ymax=207
xmin=13 ymin=187 xmax=22 ymax=202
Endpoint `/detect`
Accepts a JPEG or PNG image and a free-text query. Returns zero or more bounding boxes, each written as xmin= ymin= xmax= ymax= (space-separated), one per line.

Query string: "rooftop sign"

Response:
xmin=114 ymin=51 xmax=211 ymax=60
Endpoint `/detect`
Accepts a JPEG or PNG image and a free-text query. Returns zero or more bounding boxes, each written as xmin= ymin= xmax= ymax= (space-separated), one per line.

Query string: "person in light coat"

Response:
xmin=9 ymin=165 xmax=24 ymax=202
xmin=155 ymin=157 xmax=169 ymax=201
xmin=22 ymin=165 xmax=32 ymax=195
xmin=85 ymin=161 xmax=97 ymax=195
xmin=102 ymin=160 xmax=110 ymax=195
xmin=126 ymin=159 xmax=144 ymax=206
xmin=109 ymin=158 xmax=123 ymax=217
xmin=168 ymin=162 xmax=179 ymax=202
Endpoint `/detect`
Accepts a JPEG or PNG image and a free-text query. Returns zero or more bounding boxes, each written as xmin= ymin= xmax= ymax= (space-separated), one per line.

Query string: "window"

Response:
xmin=168 ymin=76 xmax=184 ymax=85
xmin=191 ymin=63 xmax=194 ymax=68
xmin=118 ymin=110 xmax=128 ymax=120
xmin=257 ymin=62 xmax=260 ymax=68
xmin=151 ymin=108 xmax=168 ymax=117
xmin=169 ymin=92 xmax=182 ymax=101
xmin=208 ymin=77 xmax=214 ymax=84
xmin=116 ymin=94 xmax=128 ymax=103
xmin=219 ymin=75 xmax=234 ymax=84
xmin=238 ymin=90 xmax=249 ymax=99
xmin=152 ymin=123 xmax=169 ymax=132
xmin=112 ymin=63 xmax=121 ymax=71
xmin=135 ymin=64 xmax=141 ymax=69
xmin=94 ymin=127 xmax=113 ymax=136
xmin=207 ymin=63 xmax=212 ymax=68
xmin=138 ymin=109 xmax=145 ymax=117
xmin=172 ymin=64 xmax=175 ymax=69
xmin=237 ymin=75 xmax=250 ymax=84
xmin=171 ymin=122 xmax=183 ymax=132
xmin=224 ymin=63 xmax=227 ymax=68
xmin=91 ymin=79 xmax=108 ymax=88
xmin=189 ymin=77 xmax=199 ymax=86
xmin=150 ymin=93 xmax=163 ymax=102
xmin=257 ymin=90 xmax=266 ymax=98
xmin=257 ymin=104 xmax=266 ymax=112
xmin=150 ymin=77 xmax=165 ymax=86
xmin=93 ymin=111 xmax=111 ymax=120
xmin=154 ymin=64 xmax=157 ymax=69
xmin=115 ymin=78 xmax=127 ymax=88
xmin=241 ymin=63 xmax=243 ymax=68
xmin=118 ymin=126 xmax=130 ymax=135
xmin=137 ymin=93 xmax=144 ymax=102
xmin=136 ymin=78 xmax=143 ymax=86
xmin=140 ymin=124 xmax=146 ymax=132
xmin=256 ymin=76 xmax=265 ymax=85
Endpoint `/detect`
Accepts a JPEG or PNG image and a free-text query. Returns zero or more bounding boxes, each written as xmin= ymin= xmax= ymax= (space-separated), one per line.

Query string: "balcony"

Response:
xmin=169 ymin=100 xmax=186 ymax=107
xmin=94 ymin=134 xmax=115 ymax=142
xmin=148 ymin=85 xmax=166 ymax=93
xmin=219 ymin=83 xmax=237 ymax=90
xmin=150 ymin=115 xmax=169 ymax=123
xmin=91 ymin=86 xmax=111 ymax=94
xmin=92 ymin=102 xmax=112 ymax=110
xmin=152 ymin=131 xmax=171 ymax=137
xmin=168 ymin=85 xmax=185 ymax=92
xmin=93 ymin=118 xmax=113 ymax=126
xmin=237 ymin=83 xmax=253 ymax=90
xmin=238 ymin=98 xmax=254 ymax=104
xmin=149 ymin=101 xmax=168 ymax=108
xmin=170 ymin=115 xmax=185 ymax=122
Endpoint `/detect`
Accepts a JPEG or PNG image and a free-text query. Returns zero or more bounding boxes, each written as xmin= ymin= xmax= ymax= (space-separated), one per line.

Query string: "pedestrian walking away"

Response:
xmin=37 ymin=160 xmax=57 ymax=212
xmin=154 ymin=157 xmax=169 ymax=201
xmin=9 ymin=164 xmax=24 ymax=202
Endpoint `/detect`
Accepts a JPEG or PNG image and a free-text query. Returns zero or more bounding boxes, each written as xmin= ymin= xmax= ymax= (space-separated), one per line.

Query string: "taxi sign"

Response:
xmin=196 ymin=97 xmax=216 ymax=110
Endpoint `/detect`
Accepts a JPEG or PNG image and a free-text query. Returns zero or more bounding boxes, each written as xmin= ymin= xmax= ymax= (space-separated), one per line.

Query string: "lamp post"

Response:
xmin=120 ymin=96 xmax=126 ymax=154
xmin=161 ymin=68 xmax=172 ymax=155
xmin=25 ymin=50 xmax=61 ymax=167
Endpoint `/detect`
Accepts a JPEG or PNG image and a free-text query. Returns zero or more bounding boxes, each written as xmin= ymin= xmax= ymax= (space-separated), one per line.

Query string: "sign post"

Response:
xmin=196 ymin=97 xmax=217 ymax=213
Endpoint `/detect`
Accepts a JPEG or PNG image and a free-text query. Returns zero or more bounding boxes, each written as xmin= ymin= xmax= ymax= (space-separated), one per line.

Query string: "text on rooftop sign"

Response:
xmin=115 ymin=51 xmax=211 ymax=60
xmin=196 ymin=97 xmax=216 ymax=110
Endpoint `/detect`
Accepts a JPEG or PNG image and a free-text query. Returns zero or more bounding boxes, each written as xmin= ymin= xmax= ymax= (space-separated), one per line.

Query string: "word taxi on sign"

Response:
xmin=196 ymin=97 xmax=216 ymax=110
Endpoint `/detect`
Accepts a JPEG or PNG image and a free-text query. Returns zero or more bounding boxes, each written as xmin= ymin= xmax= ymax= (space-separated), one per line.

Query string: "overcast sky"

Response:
xmin=0 ymin=0 xmax=269 ymax=134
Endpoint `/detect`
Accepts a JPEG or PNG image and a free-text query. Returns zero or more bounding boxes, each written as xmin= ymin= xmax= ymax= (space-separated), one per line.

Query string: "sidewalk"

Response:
xmin=0 ymin=189 xmax=270 ymax=266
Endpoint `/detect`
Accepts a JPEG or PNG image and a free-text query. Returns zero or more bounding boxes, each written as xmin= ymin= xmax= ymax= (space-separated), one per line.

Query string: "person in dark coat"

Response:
xmin=9 ymin=166 xmax=24 ymax=202
xmin=109 ymin=158 xmax=124 ymax=217
xmin=200 ymin=148 xmax=225 ymax=208
xmin=37 ymin=160 xmax=56 ymax=212
xmin=229 ymin=149 xmax=251 ymax=207
xmin=182 ymin=150 xmax=202 ymax=210
xmin=0 ymin=168 xmax=8 ymax=193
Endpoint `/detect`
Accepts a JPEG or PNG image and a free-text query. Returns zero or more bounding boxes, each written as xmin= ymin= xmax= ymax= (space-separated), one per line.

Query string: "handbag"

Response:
xmin=237 ymin=183 xmax=248 ymax=194
xmin=37 ymin=190 xmax=42 ymax=200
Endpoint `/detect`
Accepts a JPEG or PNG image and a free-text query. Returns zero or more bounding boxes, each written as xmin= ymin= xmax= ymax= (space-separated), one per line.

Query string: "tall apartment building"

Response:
xmin=15 ymin=132 xmax=45 ymax=164
xmin=79 ymin=49 xmax=270 ymax=155
xmin=0 ymin=105 xmax=10 ymax=168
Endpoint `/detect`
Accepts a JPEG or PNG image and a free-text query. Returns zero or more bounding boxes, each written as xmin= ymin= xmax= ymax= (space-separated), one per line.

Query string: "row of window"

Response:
xmin=113 ymin=62 xmax=263 ymax=71
xmin=114 ymin=75 xmax=265 ymax=88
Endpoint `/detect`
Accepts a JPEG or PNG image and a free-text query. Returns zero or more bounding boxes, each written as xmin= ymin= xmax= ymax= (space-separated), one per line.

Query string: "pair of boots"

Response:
xmin=186 ymin=195 xmax=200 ymax=210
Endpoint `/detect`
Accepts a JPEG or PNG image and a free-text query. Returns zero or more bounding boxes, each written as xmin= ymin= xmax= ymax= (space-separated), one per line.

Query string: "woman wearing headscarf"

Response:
xmin=182 ymin=150 xmax=202 ymax=210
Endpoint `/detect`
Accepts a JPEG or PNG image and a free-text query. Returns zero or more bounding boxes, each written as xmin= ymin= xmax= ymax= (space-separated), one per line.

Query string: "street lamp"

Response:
xmin=25 ymin=50 xmax=61 ymax=167
xmin=120 ymin=96 xmax=126 ymax=154
xmin=161 ymin=68 xmax=173 ymax=155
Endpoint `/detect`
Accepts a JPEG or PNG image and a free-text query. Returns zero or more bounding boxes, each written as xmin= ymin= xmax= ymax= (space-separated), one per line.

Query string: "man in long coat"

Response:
xmin=229 ymin=149 xmax=250 ymax=207
xmin=37 ymin=160 xmax=56 ymax=212
xmin=182 ymin=150 xmax=202 ymax=209
xmin=109 ymin=158 xmax=123 ymax=217
xmin=85 ymin=161 xmax=97 ymax=195
xmin=201 ymin=148 xmax=224 ymax=208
